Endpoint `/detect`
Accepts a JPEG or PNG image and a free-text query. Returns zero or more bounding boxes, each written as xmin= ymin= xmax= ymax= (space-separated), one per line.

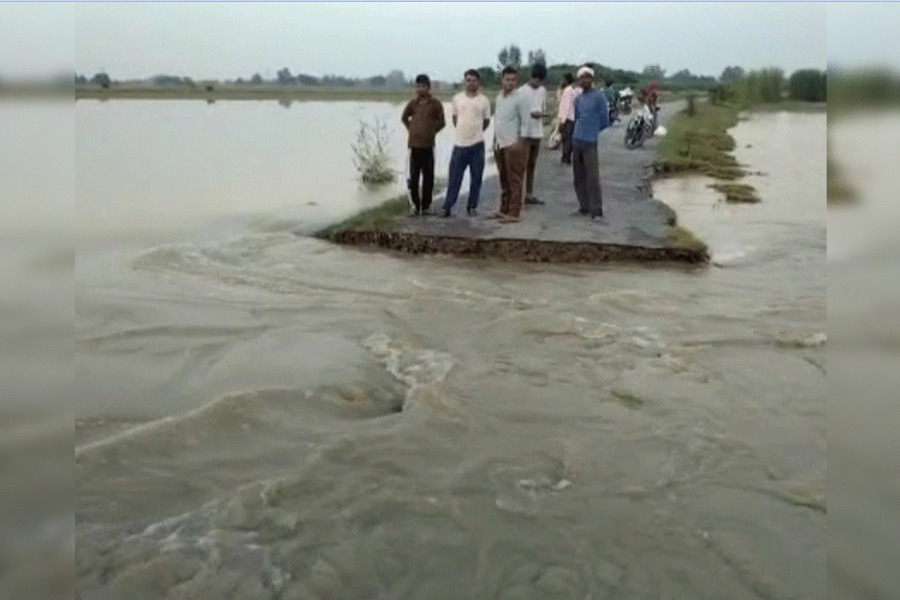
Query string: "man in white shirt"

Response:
xmin=518 ymin=63 xmax=548 ymax=205
xmin=556 ymin=72 xmax=581 ymax=165
xmin=442 ymin=69 xmax=492 ymax=217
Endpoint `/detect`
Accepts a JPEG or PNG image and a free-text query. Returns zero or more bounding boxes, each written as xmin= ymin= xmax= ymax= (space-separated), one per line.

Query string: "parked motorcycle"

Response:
xmin=624 ymin=104 xmax=660 ymax=149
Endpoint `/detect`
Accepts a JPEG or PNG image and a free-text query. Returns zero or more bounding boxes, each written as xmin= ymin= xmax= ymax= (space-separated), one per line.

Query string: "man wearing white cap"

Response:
xmin=571 ymin=65 xmax=610 ymax=220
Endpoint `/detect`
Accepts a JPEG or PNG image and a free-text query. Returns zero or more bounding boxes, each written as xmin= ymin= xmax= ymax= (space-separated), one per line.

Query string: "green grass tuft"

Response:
xmin=666 ymin=225 xmax=708 ymax=254
xmin=655 ymin=102 xmax=745 ymax=181
xmin=709 ymin=182 xmax=760 ymax=203
xmin=314 ymin=194 xmax=409 ymax=240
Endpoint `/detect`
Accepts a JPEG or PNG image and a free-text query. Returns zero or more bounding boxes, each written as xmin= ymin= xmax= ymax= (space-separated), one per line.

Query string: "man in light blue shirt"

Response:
xmin=491 ymin=66 xmax=532 ymax=223
xmin=572 ymin=66 xmax=610 ymax=219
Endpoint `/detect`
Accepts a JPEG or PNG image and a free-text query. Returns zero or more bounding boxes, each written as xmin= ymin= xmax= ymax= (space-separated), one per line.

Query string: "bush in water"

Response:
xmin=352 ymin=117 xmax=395 ymax=185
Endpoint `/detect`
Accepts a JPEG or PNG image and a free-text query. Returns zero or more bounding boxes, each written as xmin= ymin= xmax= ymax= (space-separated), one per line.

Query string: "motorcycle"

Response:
xmin=624 ymin=104 xmax=660 ymax=149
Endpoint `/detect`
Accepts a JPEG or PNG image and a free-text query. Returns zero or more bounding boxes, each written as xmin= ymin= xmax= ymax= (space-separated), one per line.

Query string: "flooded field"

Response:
xmin=9 ymin=99 xmax=827 ymax=598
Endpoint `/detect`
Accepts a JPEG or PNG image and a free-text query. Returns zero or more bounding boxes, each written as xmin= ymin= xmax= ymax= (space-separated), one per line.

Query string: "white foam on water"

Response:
xmin=74 ymin=396 xmax=228 ymax=457
xmin=362 ymin=333 xmax=454 ymax=392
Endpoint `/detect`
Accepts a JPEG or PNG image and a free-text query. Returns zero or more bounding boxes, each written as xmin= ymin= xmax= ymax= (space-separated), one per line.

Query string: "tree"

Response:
xmin=295 ymin=73 xmax=319 ymax=86
xmin=497 ymin=45 xmax=522 ymax=69
xmin=276 ymin=67 xmax=294 ymax=84
xmin=642 ymin=64 xmax=666 ymax=80
xmin=367 ymin=75 xmax=386 ymax=87
xmin=90 ymin=72 xmax=111 ymax=88
xmin=477 ymin=66 xmax=497 ymax=87
xmin=385 ymin=69 xmax=406 ymax=88
xmin=720 ymin=65 xmax=745 ymax=82
xmin=789 ymin=69 xmax=826 ymax=102
xmin=527 ymin=48 xmax=547 ymax=66
xmin=251 ymin=73 xmax=263 ymax=84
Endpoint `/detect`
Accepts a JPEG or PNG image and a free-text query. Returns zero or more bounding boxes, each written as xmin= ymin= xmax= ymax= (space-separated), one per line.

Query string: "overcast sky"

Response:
xmin=1 ymin=2 xmax=895 ymax=81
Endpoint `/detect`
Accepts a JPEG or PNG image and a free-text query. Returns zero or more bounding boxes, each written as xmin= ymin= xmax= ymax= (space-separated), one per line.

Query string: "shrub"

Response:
xmin=789 ymin=69 xmax=827 ymax=101
xmin=352 ymin=118 xmax=395 ymax=185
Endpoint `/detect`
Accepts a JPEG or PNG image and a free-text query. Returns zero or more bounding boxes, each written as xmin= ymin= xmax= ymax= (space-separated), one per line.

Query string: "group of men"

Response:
xmin=400 ymin=64 xmax=611 ymax=224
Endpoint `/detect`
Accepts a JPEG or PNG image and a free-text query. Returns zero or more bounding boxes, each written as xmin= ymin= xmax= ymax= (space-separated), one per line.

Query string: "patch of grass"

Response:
xmin=709 ymin=182 xmax=760 ymax=203
xmin=655 ymin=102 xmax=746 ymax=180
xmin=314 ymin=194 xmax=409 ymax=240
xmin=666 ymin=225 xmax=708 ymax=254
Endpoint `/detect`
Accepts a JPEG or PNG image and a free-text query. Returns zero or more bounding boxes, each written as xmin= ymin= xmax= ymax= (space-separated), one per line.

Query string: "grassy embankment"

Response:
xmin=655 ymin=100 xmax=760 ymax=205
xmin=656 ymin=68 xmax=829 ymax=206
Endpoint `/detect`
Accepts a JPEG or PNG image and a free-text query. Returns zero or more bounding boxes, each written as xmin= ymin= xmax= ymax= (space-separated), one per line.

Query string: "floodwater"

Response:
xmin=63 ymin=101 xmax=827 ymax=598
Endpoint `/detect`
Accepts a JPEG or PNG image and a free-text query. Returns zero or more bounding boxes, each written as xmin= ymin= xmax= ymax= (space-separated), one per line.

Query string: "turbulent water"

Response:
xmin=66 ymin=102 xmax=827 ymax=598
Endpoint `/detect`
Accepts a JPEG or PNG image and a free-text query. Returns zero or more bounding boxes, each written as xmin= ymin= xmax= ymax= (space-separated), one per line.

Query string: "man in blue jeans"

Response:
xmin=442 ymin=69 xmax=492 ymax=217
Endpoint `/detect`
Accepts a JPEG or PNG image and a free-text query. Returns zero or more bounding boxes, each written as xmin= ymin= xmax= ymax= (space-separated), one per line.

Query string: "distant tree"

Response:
xmin=75 ymin=73 xmax=87 ymax=85
xmin=276 ymin=67 xmax=294 ymax=84
xmin=151 ymin=74 xmax=185 ymax=87
xmin=642 ymin=64 xmax=666 ymax=80
xmin=498 ymin=47 xmax=509 ymax=70
xmin=251 ymin=73 xmax=263 ymax=84
xmin=477 ymin=66 xmax=498 ymax=87
xmin=322 ymin=74 xmax=356 ymax=87
xmin=295 ymin=73 xmax=319 ymax=86
xmin=527 ymin=48 xmax=547 ymax=66
xmin=385 ymin=69 xmax=406 ymax=88
xmin=90 ymin=72 xmax=111 ymax=88
xmin=497 ymin=45 xmax=522 ymax=69
xmin=720 ymin=65 xmax=745 ymax=82
xmin=367 ymin=75 xmax=387 ymax=87
xmin=789 ymin=69 xmax=826 ymax=101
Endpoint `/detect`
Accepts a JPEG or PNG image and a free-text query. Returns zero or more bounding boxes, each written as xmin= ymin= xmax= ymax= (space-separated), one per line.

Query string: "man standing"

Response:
xmin=401 ymin=74 xmax=445 ymax=216
xmin=571 ymin=66 xmax=610 ymax=220
xmin=556 ymin=72 xmax=580 ymax=165
xmin=518 ymin=63 xmax=548 ymax=205
xmin=602 ymin=78 xmax=619 ymax=122
xmin=492 ymin=66 xmax=531 ymax=224
xmin=442 ymin=69 xmax=491 ymax=217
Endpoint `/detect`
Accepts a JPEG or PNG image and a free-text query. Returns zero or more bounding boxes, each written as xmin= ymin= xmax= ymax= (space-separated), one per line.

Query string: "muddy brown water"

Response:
xmin=8 ymin=100 xmax=827 ymax=598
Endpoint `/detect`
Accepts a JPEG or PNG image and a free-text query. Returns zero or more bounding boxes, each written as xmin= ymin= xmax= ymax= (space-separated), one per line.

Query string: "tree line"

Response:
xmin=708 ymin=66 xmax=828 ymax=105
xmin=73 ymin=49 xmax=830 ymax=101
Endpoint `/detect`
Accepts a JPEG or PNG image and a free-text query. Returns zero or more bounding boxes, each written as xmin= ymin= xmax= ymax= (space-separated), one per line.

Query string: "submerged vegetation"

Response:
xmin=709 ymin=182 xmax=760 ymax=204
xmin=352 ymin=118 xmax=395 ymax=185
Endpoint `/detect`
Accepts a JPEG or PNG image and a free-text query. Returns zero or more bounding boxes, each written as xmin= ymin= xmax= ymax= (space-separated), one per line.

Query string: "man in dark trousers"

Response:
xmin=571 ymin=66 xmax=610 ymax=220
xmin=401 ymin=74 xmax=446 ymax=215
xmin=556 ymin=72 xmax=579 ymax=164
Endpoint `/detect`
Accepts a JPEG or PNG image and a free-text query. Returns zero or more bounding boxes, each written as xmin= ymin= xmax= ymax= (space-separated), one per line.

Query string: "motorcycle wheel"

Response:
xmin=624 ymin=126 xmax=642 ymax=149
